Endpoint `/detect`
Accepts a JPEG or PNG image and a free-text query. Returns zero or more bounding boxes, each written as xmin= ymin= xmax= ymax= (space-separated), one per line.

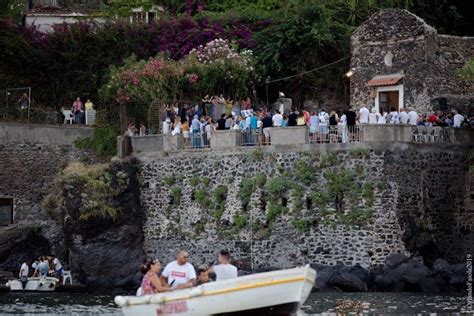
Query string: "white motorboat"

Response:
xmin=6 ymin=276 xmax=59 ymax=291
xmin=115 ymin=265 xmax=316 ymax=316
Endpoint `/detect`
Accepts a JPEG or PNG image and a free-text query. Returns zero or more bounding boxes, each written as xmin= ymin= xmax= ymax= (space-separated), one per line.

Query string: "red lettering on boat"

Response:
xmin=163 ymin=301 xmax=188 ymax=314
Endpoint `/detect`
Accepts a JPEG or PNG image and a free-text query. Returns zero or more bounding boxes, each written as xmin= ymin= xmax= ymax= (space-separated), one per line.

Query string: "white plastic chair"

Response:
xmin=62 ymin=109 xmax=73 ymax=124
xmin=424 ymin=125 xmax=434 ymax=142
xmin=432 ymin=126 xmax=442 ymax=142
xmin=413 ymin=126 xmax=425 ymax=143
xmin=63 ymin=271 xmax=73 ymax=285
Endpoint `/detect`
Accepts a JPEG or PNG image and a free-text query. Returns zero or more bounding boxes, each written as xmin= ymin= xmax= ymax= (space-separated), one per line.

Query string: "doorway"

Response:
xmin=379 ymin=91 xmax=399 ymax=114
xmin=0 ymin=198 xmax=14 ymax=226
xmin=375 ymin=84 xmax=404 ymax=114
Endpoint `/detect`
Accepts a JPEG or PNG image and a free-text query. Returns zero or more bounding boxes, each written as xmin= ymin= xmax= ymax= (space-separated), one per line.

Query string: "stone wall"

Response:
xmin=0 ymin=142 xmax=94 ymax=223
xmin=138 ymin=142 xmax=472 ymax=271
xmin=0 ymin=122 xmax=93 ymax=145
xmin=350 ymin=9 xmax=474 ymax=114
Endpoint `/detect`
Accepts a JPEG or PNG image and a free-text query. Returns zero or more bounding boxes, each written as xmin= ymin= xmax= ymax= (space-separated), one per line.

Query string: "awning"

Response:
xmin=367 ymin=74 xmax=403 ymax=87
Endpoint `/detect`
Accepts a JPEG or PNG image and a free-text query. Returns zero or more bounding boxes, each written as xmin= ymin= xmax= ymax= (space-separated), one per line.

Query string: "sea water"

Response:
xmin=0 ymin=292 xmax=468 ymax=315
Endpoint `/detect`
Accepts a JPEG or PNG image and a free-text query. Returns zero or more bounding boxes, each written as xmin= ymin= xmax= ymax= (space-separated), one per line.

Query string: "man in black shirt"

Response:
xmin=288 ymin=108 xmax=298 ymax=126
xmin=345 ymin=108 xmax=357 ymax=142
xmin=346 ymin=109 xmax=357 ymax=126
xmin=217 ymin=114 xmax=226 ymax=130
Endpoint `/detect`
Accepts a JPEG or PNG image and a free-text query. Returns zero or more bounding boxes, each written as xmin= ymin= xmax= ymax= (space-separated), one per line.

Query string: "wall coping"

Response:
xmin=0 ymin=122 xmax=93 ymax=131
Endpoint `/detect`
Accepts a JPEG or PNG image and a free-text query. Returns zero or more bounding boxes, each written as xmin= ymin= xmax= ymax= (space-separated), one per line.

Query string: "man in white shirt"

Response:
xmin=51 ymin=255 xmax=64 ymax=278
xmin=399 ymin=108 xmax=408 ymax=124
xmin=453 ymin=111 xmax=464 ymax=128
xmin=389 ymin=107 xmax=400 ymax=124
xmin=359 ymin=106 xmax=369 ymax=124
xmin=272 ymin=110 xmax=283 ymax=127
xmin=208 ymin=250 xmax=238 ymax=281
xmin=161 ymin=250 xmax=196 ymax=289
xmin=19 ymin=260 xmax=30 ymax=290
xmin=407 ymin=109 xmax=419 ymax=125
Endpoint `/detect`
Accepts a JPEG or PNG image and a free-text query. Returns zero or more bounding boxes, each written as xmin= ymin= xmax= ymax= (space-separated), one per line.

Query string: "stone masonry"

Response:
xmin=139 ymin=142 xmax=472 ymax=271
xmin=350 ymin=9 xmax=474 ymax=114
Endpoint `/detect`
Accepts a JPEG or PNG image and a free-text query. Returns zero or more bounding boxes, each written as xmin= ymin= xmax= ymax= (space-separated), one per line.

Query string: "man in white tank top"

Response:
xmin=208 ymin=250 xmax=238 ymax=281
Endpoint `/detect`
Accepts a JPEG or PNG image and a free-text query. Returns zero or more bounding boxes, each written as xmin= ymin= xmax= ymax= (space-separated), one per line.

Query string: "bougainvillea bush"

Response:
xmin=100 ymin=38 xmax=257 ymax=107
xmin=0 ymin=16 xmax=255 ymax=114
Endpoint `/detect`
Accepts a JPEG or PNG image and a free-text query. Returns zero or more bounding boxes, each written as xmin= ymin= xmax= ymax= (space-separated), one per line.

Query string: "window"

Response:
xmin=0 ymin=198 xmax=14 ymax=226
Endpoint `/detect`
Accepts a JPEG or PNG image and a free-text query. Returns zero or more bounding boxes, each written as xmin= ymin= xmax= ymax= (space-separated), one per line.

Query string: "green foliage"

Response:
xmin=194 ymin=221 xmax=205 ymax=235
xmin=190 ymin=176 xmax=200 ymax=187
xmin=212 ymin=185 xmax=228 ymax=218
xmin=310 ymin=189 xmax=329 ymax=209
xmin=233 ymin=214 xmax=248 ymax=230
xmin=254 ymin=173 xmax=267 ymax=187
xmin=348 ymin=148 xmax=369 ymax=159
xmin=195 ymin=188 xmax=212 ymax=208
xmin=202 ymin=177 xmax=211 ymax=186
xmin=43 ymin=162 xmax=127 ymax=222
xmin=74 ymin=125 xmax=120 ymax=158
xmin=292 ymin=218 xmax=311 ymax=232
xmin=238 ymin=178 xmax=256 ymax=207
xmin=320 ymin=151 xmax=339 ymax=168
xmin=324 ymin=169 xmax=355 ymax=212
xmin=250 ymin=148 xmax=264 ymax=161
xmin=163 ymin=176 xmax=176 ymax=186
xmin=459 ymin=58 xmax=474 ymax=81
xmin=266 ymin=177 xmax=293 ymax=197
xmin=362 ymin=182 xmax=374 ymax=207
xmin=291 ymin=185 xmax=304 ymax=213
xmin=377 ymin=182 xmax=386 ymax=192
xmin=337 ymin=208 xmax=374 ymax=228
xmin=293 ymin=160 xmax=315 ymax=184
xmin=267 ymin=203 xmax=286 ymax=222
xmin=171 ymin=186 xmax=181 ymax=206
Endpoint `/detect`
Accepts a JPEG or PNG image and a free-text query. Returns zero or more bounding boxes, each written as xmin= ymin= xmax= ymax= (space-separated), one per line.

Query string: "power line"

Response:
xmin=268 ymin=55 xmax=350 ymax=84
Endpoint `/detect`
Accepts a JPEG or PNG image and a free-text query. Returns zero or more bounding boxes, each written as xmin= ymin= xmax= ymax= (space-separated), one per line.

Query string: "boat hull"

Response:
xmin=6 ymin=277 xmax=58 ymax=292
xmin=116 ymin=265 xmax=316 ymax=316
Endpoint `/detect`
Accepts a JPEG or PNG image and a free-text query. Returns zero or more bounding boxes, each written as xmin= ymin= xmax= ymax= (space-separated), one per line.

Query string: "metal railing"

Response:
xmin=182 ymin=131 xmax=211 ymax=149
xmin=309 ymin=125 xmax=363 ymax=144
xmin=238 ymin=129 xmax=271 ymax=146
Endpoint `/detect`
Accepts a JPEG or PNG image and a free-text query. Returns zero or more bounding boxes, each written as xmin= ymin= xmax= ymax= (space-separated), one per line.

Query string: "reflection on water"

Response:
xmin=0 ymin=292 xmax=467 ymax=315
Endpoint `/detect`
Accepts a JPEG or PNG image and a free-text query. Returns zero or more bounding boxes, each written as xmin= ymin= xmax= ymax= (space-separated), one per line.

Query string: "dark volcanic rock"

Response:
xmin=61 ymin=159 xmax=145 ymax=293
xmin=0 ymin=226 xmax=51 ymax=272
xmin=329 ymin=270 xmax=368 ymax=292
xmin=385 ymin=253 xmax=408 ymax=269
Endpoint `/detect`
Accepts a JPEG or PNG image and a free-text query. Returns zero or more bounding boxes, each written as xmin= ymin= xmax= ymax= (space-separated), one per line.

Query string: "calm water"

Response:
xmin=0 ymin=292 xmax=469 ymax=315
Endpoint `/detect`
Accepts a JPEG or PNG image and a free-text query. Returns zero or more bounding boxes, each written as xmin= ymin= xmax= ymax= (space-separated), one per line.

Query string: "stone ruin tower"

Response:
xmin=350 ymin=9 xmax=474 ymax=115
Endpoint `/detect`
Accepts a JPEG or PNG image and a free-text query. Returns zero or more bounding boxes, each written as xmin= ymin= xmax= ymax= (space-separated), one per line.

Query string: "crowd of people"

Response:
xmin=19 ymin=255 xmax=63 ymax=290
xmin=123 ymin=94 xmax=473 ymax=147
xmin=137 ymin=249 xmax=238 ymax=295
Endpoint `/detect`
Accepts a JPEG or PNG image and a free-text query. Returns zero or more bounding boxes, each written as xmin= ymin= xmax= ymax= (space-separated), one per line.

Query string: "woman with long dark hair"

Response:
xmin=139 ymin=259 xmax=172 ymax=295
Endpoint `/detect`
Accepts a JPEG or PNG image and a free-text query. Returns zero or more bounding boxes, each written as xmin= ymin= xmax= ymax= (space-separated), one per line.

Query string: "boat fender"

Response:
xmin=114 ymin=296 xmax=128 ymax=307
xmin=151 ymin=295 xmax=166 ymax=304
xmin=189 ymin=288 xmax=204 ymax=297
xmin=5 ymin=281 xmax=9 ymax=287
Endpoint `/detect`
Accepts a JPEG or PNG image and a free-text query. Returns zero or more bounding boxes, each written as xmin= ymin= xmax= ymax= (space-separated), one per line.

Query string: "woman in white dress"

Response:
xmin=338 ymin=112 xmax=348 ymax=143
xmin=377 ymin=109 xmax=387 ymax=124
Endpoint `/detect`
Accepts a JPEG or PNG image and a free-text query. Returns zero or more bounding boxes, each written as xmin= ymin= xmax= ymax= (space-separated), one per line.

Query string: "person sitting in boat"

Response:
xmin=31 ymin=257 xmax=41 ymax=277
xmin=207 ymin=250 xmax=238 ymax=281
xmin=19 ymin=259 xmax=31 ymax=291
xmin=50 ymin=255 xmax=63 ymax=279
xmin=160 ymin=250 xmax=196 ymax=289
xmin=139 ymin=259 xmax=173 ymax=295
xmin=195 ymin=268 xmax=210 ymax=286
xmin=37 ymin=256 xmax=49 ymax=278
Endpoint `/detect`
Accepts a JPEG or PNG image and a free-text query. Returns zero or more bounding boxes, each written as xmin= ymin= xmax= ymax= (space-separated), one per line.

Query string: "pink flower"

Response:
xmin=188 ymin=73 xmax=199 ymax=83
